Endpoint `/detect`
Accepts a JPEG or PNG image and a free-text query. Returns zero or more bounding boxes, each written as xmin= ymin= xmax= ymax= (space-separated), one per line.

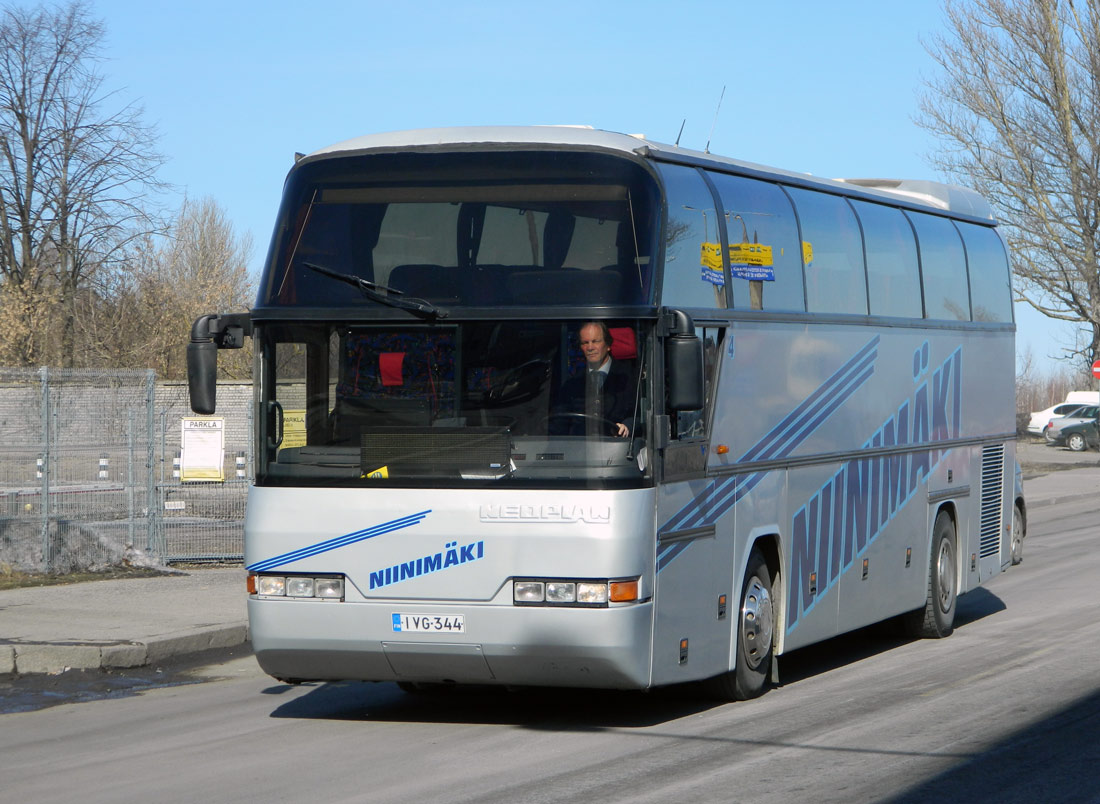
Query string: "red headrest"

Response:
xmin=609 ymin=327 xmax=636 ymax=360
xmin=379 ymin=352 xmax=405 ymax=386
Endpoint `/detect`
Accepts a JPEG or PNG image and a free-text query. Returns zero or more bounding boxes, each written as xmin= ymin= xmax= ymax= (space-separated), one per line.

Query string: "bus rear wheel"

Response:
xmin=1011 ymin=502 xmax=1025 ymax=565
xmin=904 ymin=510 xmax=957 ymax=638
xmin=706 ymin=547 xmax=774 ymax=700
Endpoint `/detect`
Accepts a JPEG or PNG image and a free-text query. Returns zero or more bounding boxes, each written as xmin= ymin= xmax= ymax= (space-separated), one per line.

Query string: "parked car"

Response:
xmin=1051 ymin=418 xmax=1100 ymax=452
xmin=1044 ymin=405 xmax=1099 ymax=443
xmin=1028 ymin=401 xmax=1089 ymax=435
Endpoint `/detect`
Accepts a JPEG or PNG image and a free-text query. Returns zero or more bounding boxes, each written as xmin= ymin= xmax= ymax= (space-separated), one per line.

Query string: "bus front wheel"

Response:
xmin=904 ymin=510 xmax=957 ymax=639
xmin=706 ymin=547 xmax=775 ymax=700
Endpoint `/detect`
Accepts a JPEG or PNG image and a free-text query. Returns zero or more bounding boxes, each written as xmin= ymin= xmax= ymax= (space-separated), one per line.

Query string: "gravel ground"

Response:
xmin=1017 ymin=434 xmax=1100 ymax=476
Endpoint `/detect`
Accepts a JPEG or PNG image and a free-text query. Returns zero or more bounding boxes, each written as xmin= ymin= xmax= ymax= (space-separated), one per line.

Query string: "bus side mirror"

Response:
xmin=188 ymin=315 xmax=220 ymax=415
xmin=187 ymin=313 xmax=252 ymax=415
xmin=664 ymin=310 xmax=704 ymax=411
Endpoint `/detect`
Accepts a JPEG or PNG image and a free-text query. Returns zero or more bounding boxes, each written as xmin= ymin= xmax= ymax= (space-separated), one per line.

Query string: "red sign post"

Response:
xmin=1093 ymin=359 xmax=1100 ymax=380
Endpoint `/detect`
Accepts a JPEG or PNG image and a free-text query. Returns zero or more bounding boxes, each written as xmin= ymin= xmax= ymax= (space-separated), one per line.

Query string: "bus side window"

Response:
xmin=850 ymin=200 xmax=922 ymax=318
xmin=674 ymin=327 xmax=723 ymax=440
xmin=709 ymin=173 xmax=805 ymax=312
xmin=958 ymin=222 xmax=1013 ymax=323
xmin=656 ymin=163 xmax=728 ymax=309
xmin=787 ymin=187 xmax=868 ymax=315
xmin=907 ymin=211 xmax=971 ymax=321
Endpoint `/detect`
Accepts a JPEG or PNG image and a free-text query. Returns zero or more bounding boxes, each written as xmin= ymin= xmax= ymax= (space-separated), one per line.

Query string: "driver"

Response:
xmin=559 ymin=321 xmax=633 ymax=437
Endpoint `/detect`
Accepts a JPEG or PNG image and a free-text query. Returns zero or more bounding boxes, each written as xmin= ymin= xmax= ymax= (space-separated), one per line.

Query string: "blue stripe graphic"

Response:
xmin=246 ymin=510 xmax=431 ymax=572
xmin=657 ymin=336 xmax=879 ymax=572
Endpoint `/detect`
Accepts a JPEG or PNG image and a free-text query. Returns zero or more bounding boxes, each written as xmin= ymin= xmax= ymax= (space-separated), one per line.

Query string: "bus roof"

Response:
xmin=302 ymin=125 xmax=994 ymax=221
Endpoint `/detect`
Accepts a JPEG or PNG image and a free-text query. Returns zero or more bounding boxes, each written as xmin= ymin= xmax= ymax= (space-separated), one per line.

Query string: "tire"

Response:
xmin=1068 ymin=432 xmax=1087 ymax=452
xmin=1011 ymin=502 xmax=1025 ymax=565
xmin=706 ymin=547 xmax=775 ymax=700
xmin=903 ymin=510 xmax=957 ymax=638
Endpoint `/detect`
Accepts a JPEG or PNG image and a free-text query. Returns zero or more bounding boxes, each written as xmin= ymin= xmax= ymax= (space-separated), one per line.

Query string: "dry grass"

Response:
xmin=0 ymin=563 xmax=175 ymax=591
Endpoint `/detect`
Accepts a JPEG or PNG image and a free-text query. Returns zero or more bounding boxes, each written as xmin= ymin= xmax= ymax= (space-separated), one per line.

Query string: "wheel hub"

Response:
xmin=741 ymin=574 xmax=773 ymax=670
xmin=937 ymin=540 xmax=955 ymax=612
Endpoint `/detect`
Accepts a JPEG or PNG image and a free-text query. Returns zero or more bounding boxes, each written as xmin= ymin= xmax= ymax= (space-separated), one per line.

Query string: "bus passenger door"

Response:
xmin=652 ymin=327 xmax=733 ymax=685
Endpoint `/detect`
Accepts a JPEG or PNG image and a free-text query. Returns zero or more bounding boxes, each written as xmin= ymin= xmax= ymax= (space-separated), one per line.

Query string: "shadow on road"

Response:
xmin=268 ymin=678 xmax=720 ymax=727
xmin=269 ymin=588 xmax=1009 ymax=727
xmin=885 ymin=687 xmax=1100 ymax=802
xmin=954 ymin=585 xmax=1008 ymax=626
xmin=774 ymin=586 xmax=1006 ymax=688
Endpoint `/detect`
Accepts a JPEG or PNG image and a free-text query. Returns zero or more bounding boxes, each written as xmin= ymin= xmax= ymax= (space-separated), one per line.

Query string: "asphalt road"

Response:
xmin=2 ymin=493 xmax=1099 ymax=804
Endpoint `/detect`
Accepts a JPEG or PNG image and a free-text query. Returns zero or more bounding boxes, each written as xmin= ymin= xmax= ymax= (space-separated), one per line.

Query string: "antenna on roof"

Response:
xmin=675 ymin=119 xmax=686 ymax=147
xmin=705 ymin=85 xmax=725 ymax=154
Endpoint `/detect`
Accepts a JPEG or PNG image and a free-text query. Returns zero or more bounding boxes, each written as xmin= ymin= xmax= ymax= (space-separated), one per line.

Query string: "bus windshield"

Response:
xmin=257 ymin=319 xmax=653 ymax=489
xmin=259 ymin=151 xmax=658 ymax=310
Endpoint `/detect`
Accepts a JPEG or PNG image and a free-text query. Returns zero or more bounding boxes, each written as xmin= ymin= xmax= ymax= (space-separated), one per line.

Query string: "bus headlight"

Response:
xmin=315 ymin=577 xmax=344 ymax=598
xmin=286 ymin=577 xmax=315 ymax=597
xmin=513 ymin=581 xmax=545 ymax=602
xmin=577 ymin=582 xmax=609 ymax=604
xmin=545 ymin=581 xmax=576 ymax=602
xmin=256 ymin=576 xmax=286 ymax=596
xmin=250 ymin=573 xmax=344 ymax=601
xmin=513 ymin=578 xmax=637 ymax=607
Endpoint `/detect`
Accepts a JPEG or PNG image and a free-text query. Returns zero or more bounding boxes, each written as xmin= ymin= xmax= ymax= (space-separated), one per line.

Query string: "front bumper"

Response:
xmin=249 ymin=596 xmax=654 ymax=689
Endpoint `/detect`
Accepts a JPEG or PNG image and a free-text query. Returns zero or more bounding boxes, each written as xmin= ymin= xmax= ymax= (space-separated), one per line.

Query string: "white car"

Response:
xmin=1028 ymin=402 xmax=1088 ymax=435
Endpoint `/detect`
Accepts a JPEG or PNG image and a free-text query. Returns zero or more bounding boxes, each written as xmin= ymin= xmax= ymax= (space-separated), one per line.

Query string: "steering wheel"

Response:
xmin=542 ymin=412 xmax=618 ymax=436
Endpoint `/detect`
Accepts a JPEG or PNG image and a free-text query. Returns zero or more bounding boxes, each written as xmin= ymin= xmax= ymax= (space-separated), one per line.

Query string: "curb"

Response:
xmin=1 ymin=624 xmax=249 ymax=676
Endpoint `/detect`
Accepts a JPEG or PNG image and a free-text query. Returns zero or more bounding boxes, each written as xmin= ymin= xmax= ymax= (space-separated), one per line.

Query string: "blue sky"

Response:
xmin=91 ymin=0 xmax=1079 ymax=367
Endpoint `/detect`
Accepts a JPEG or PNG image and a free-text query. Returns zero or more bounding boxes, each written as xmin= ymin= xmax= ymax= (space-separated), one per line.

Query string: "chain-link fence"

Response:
xmin=155 ymin=382 xmax=251 ymax=564
xmin=0 ymin=369 xmax=252 ymax=572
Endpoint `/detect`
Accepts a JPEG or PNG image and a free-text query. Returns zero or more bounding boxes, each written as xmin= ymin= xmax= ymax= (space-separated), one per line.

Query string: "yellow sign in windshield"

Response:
xmin=280 ymin=409 xmax=307 ymax=450
xmin=701 ymin=241 xmax=777 ymax=281
xmin=729 ymin=243 xmax=773 ymax=267
xmin=700 ymin=242 xmax=723 ymax=270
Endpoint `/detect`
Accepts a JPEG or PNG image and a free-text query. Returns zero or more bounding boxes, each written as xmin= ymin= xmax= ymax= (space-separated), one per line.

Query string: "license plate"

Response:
xmin=391 ymin=613 xmax=465 ymax=633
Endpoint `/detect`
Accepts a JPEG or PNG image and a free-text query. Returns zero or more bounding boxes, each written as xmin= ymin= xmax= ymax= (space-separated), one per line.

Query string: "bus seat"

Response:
xmin=331 ymin=332 xmax=454 ymax=444
xmin=469 ymin=264 xmax=511 ymax=305
xmin=508 ymin=269 xmax=619 ymax=305
xmin=388 ymin=264 xmax=461 ymax=301
xmin=543 ymin=211 xmax=576 ymax=269
xmin=336 ymin=331 xmax=456 ymax=412
xmin=602 ymin=263 xmax=647 ymax=304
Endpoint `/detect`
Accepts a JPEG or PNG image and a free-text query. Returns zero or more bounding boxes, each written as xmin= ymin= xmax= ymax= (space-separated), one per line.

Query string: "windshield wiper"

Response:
xmin=303 ymin=261 xmax=447 ymax=319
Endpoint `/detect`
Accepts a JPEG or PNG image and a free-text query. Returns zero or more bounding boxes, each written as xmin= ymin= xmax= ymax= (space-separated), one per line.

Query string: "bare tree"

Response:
xmin=0 ymin=270 xmax=60 ymax=363
xmin=130 ymin=197 xmax=254 ymax=379
xmin=68 ymin=241 xmax=144 ymax=369
xmin=920 ymin=0 xmax=1100 ymax=368
xmin=0 ymin=0 xmax=165 ymax=366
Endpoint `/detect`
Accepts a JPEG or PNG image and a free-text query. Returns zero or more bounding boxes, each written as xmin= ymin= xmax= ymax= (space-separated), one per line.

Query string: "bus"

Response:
xmin=188 ymin=126 xmax=1026 ymax=699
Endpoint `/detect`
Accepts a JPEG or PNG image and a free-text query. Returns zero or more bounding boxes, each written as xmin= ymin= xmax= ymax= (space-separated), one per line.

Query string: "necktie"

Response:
xmin=586 ymin=371 xmax=604 ymax=434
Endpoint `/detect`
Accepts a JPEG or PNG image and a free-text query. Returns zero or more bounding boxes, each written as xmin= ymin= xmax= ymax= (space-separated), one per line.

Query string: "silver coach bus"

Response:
xmin=188 ymin=126 xmax=1025 ymax=699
